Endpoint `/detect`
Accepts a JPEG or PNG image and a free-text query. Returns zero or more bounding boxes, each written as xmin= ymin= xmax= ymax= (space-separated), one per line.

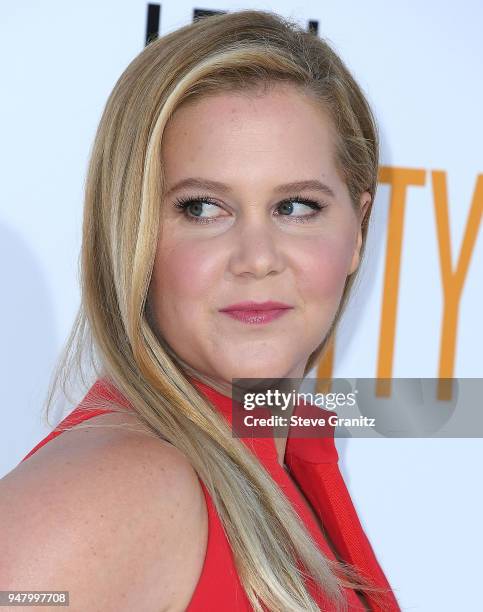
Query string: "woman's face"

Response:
xmin=148 ymin=84 xmax=370 ymax=387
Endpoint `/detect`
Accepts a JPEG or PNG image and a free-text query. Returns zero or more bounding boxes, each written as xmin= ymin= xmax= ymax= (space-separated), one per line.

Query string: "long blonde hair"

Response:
xmin=45 ymin=9 xmax=390 ymax=612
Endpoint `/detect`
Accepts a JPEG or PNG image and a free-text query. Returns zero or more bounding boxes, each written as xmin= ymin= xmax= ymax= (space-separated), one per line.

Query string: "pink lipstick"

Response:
xmin=219 ymin=301 xmax=294 ymax=325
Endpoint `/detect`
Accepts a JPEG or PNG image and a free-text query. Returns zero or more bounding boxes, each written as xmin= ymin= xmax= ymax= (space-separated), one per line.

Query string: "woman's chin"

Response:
xmin=214 ymin=358 xmax=302 ymax=383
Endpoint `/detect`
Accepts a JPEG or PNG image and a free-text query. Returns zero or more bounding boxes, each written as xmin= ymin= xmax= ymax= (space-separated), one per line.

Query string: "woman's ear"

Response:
xmin=348 ymin=192 xmax=371 ymax=275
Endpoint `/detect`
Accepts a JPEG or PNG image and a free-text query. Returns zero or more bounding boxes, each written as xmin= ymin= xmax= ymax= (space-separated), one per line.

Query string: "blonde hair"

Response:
xmin=45 ymin=9 xmax=390 ymax=612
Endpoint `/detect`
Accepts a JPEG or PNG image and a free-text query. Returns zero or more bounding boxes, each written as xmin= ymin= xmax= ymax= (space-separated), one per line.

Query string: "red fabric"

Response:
xmin=20 ymin=378 xmax=400 ymax=611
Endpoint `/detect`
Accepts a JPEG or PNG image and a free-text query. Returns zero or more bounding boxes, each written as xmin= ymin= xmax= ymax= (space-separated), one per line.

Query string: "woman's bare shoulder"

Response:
xmin=0 ymin=411 xmax=208 ymax=611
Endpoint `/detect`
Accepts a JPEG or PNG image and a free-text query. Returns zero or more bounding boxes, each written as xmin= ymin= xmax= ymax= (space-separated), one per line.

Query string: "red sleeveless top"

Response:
xmin=21 ymin=377 xmax=400 ymax=611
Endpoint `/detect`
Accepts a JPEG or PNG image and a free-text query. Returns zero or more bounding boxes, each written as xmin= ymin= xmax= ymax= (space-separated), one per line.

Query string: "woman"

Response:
xmin=1 ymin=9 xmax=400 ymax=612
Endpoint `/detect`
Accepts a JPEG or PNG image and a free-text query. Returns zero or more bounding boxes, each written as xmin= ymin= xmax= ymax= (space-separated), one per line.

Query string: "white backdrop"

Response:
xmin=1 ymin=2 xmax=482 ymax=610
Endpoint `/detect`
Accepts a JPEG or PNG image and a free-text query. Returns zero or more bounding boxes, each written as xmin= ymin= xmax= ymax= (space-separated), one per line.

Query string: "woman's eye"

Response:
xmin=275 ymin=200 xmax=324 ymax=221
xmin=179 ymin=200 xmax=220 ymax=222
xmin=173 ymin=197 xmax=224 ymax=224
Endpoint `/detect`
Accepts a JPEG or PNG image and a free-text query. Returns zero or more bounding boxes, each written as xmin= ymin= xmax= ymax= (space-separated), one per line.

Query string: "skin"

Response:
xmin=148 ymin=83 xmax=370 ymax=462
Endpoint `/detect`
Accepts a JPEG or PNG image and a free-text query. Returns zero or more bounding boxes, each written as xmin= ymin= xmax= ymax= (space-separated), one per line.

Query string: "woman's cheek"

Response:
xmin=156 ymin=238 xmax=216 ymax=303
xmin=297 ymin=236 xmax=353 ymax=301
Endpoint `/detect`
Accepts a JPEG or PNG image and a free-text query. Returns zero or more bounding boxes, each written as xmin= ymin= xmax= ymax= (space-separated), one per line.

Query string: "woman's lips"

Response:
xmin=220 ymin=308 xmax=292 ymax=325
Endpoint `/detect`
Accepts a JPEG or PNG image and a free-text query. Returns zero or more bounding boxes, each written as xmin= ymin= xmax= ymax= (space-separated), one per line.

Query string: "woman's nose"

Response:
xmin=226 ymin=219 xmax=285 ymax=279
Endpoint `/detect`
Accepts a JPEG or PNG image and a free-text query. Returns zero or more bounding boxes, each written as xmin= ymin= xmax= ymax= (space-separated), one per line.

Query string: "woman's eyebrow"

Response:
xmin=165 ymin=177 xmax=336 ymax=199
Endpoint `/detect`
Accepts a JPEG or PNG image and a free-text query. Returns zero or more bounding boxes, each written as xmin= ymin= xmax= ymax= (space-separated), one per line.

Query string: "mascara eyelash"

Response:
xmin=173 ymin=193 xmax=327 ymax=224
xmin=173 ymin=194 xmax=220 ymax=225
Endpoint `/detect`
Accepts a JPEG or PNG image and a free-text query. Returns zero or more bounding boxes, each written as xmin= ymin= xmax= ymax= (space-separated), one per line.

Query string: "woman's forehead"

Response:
xmin=161 ymin=87 xmax=340 ymax=190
